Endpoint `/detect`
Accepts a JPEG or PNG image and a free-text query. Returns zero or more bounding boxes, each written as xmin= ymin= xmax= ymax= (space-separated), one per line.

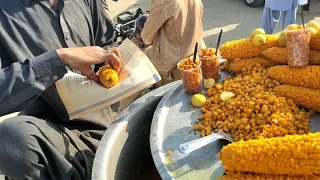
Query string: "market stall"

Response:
xmin=150 ymin=22 xmax=320 ymax=179
xmin=93 ymin=21 xmax=320 ymax=180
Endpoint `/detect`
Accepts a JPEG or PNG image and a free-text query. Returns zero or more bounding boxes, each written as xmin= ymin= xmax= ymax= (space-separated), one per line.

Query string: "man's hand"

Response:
xmin=108 ymin=47 xmax=122 ymax=74
xmin=56 ymin=46 xmax=121 ymax=82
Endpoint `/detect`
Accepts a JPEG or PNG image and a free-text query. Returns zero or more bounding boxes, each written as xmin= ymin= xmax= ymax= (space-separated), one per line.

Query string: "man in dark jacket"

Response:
xmin=0 ymin=0 xmax=121 ymax=179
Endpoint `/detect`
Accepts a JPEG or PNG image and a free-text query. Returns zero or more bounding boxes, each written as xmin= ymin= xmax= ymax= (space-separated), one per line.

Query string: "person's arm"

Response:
xmin=0 ymin=42 xmax=121 ymax=117
xmin=0 ymin=43 xmax=67 ymax=116
xmin=141 ymin=1 xmax=173 ymax=45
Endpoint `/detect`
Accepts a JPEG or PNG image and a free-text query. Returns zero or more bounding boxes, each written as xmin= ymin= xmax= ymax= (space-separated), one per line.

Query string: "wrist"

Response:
xmin=56 ymin=48 xmax=68 ymax=65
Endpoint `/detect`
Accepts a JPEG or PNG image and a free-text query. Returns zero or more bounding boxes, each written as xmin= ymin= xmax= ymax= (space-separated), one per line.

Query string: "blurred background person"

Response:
xmin=139 ymin=0 xmax=206 ymax=87
xmin=261 ymin=0 xmax=308 ymax=34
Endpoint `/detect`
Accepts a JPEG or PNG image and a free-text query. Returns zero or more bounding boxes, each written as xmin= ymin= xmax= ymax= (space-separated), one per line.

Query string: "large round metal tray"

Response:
xmin=150 ymin=71 xmax=320 ymax=180
xmin=92 ymin=82 xmax=180 ymax=180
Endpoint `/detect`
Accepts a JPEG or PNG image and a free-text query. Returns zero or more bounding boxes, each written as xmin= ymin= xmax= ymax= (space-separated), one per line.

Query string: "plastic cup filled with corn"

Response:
xmin=198 ymin=48 xmax=220 ymax=80
xmin=285 ymin=29 xmax=311 ymax=67
xmin=177 ymin=57 xmax=201 ymax=95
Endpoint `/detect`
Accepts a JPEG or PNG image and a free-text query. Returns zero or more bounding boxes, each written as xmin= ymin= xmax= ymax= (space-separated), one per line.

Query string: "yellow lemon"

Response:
xmin=251 ymin=28 xmax=265 ymax=37
xmin=191 ymin=94 xmax=206 ymax=107
xmin=204 ymin=78 xmax=215 ymax=89
xmin=307 ymin=27 xmax=317 ymax=38
xmin=306 ymin=21 xmax=320 ymax=31
xmin=252 ymin=34 xmax=266 ymax=47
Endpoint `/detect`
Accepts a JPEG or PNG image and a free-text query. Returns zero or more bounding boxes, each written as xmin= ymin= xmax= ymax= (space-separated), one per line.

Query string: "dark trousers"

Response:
xmin=0 ymin=116 xmax=96 ymax=180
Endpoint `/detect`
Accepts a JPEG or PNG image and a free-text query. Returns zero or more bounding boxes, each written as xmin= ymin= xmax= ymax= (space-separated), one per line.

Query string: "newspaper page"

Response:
xmin=55 ymin=39 xmax=161 ymax=120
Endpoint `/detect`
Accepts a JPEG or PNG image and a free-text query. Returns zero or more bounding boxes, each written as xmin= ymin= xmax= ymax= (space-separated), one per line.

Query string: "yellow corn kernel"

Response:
xmin=262 ymin=47 xmax=287 ymax=64
xmin=267 ymin=65 xmax=320 ymax=90
xmin=310 ymin=50 xmax=320 ymax=65
xmin=263 ymin=47 xmax=320 ymax=65
xmin=98 ymin=66 xmax=119 ymax=88
xmin=194 ymin=64 xmax=311 ymax=141
xmin=218 ymin=133 xmax=320 ymax=176
xmin=220 ymin=34 xmax=280 ymax=59
xmin=275 ymin=85 xmax=320 ymax=112
xmin=228 ymin=57 xmax=277 ymax=74
xmin=311 ymin=35 xmax=320 ymax=50
xmin=218 ymin=171 xmax=320 ymax=180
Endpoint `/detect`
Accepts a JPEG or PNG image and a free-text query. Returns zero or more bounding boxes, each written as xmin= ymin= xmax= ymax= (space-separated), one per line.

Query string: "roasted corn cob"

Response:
xmin=262 ymin=47 xmax=287 ymax=64
xmin=274 ymin=85 xmax=320 ymax=112
xmin=228 ymin=57 xmax=277 ymax=74
xmin=218 ymin=172 xmax=320 ymax=180
xmin=311 ymin=35 xmax=320 ymax=50
xmin=310 ymin=50 xmax=320 ymax=64
xmin=98 ymin=66 xmax=119 ymax=88
xmin=267 ymin=65 xmax=320 ymax=90
xmin=263 ymin=47 xmax=320 ymax=65
xmin=220 ymin=35 xmax=279 ymax=59
xmin=218 ymin=133 xmax=320 ymax=176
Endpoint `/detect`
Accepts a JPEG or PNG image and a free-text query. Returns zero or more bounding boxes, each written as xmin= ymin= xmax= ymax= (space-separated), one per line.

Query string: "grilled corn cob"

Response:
xmin=220 ymin=35 xmax=279 ymax=59
xmin=310 ymin=50 xmax=320 ymax=64
xmin=274 ymin=85 xmax=320 ymax=112
xmin=218 ymin=172 xmax=320 ymax=180
xmin=98 ymin=66 xmax=119 ymax=88
xmin=267 ymin=65 xmax=320 ymax=90
xmin=263 ymin=47 xmax=320 ymax=65
xmin=218 ymin=133 xmax=320 ymax=176
xmin=311 ymin=35 xmax=320 ymax=50
xmin=262 ymin=47 xmax=287 ymax=64
xmin=228 ymin=57 xmax=277 ymax=74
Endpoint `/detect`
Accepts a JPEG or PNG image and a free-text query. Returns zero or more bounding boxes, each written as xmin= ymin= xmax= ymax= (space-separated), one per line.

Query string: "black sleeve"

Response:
xmin=0 ymin=43 xmax=67 ymax=116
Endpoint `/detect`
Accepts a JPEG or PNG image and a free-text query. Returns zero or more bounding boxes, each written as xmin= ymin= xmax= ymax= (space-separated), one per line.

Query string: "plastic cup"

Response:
xmin=199 ymin=48 xmax=220 ymax=80
xmin=177 ymin=58 xmax=201 ymax=95
xmin=285 ymin=29 xmax=311 ymax=67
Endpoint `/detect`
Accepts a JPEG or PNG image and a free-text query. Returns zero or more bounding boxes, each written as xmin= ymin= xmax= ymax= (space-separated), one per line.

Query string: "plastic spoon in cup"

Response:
xmin=193 ymin=42 xmax=198 ymax=64
xmin=178 ymin=130 xmax=233 ymax=154
xmin=215 ymin=29 xmax=223 ymax=56
xmin=301 ymin=6 xmax=305 ymax=29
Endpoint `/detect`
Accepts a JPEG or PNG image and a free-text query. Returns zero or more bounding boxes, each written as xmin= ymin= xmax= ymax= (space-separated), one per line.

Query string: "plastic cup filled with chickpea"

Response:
xmin=285 ymin=29 xmax=311 ymax=67
xmin=198 ymin=48 xmax=220 ymax=80
xmin=177 ymin=57 xmax=201 ymax=95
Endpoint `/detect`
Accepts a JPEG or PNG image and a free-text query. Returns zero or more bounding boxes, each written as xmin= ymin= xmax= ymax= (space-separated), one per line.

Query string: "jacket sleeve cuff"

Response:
xmin=30 ymin=51 xmax=67 ymax=88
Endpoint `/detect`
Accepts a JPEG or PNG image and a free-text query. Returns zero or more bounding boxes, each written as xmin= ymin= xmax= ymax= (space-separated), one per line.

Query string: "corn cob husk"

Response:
xmin=220 ymin=35 xmax=279 ymax=60
xmin=274 ymin=85 xmax=320 ymax=112
xmin=218 ymin=133 xmax=320 ymax=176
xmin=228 ymin=57 xmax=277 ymax=74
xmin=311 ymin=35 xmax=320 ymax=50
xmin=218 ymin=172 xmax=320 ymax=180
xmin=263 ymin=47 xmax=320 ymax=65
xmin=267 ymin=65 xmax=320 ymax=90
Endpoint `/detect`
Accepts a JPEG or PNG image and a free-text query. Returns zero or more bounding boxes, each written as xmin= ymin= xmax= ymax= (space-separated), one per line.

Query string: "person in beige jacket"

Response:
xmin=141 ymin=0 xmax=206 ymax=86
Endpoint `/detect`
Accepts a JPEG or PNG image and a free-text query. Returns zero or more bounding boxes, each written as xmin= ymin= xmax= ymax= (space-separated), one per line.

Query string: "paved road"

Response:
xmin=108 ymin=0 xmax=320 ymax=47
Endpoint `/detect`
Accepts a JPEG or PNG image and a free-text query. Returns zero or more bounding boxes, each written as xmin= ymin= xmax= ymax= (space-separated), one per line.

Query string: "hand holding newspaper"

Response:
xmin=55 ymin=39 xmax=161 ymax=120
